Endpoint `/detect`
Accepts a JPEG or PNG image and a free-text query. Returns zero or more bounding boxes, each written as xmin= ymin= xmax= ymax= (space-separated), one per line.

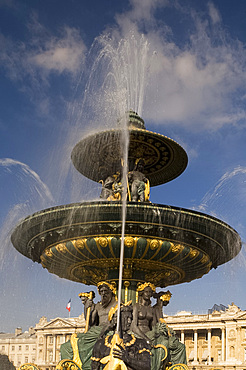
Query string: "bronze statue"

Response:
xmin=60 ymin=282 xmax=118 ymax=370
xmin=153 ymin=291 xmax=172 ymax=322
xmin=91 ymin=303 xmax=151 ymax=370
xmin=100 ymin=173 xmax=122 ymax=200
xmin=128 ymin=159 xmax=149 ymax=202
xmin=131 ymin=283 xmax=187 ymax=369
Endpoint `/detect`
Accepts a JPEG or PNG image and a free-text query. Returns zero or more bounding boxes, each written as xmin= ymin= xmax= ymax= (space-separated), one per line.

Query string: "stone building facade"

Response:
xmin=165 ymin=303 xmax=246 ymax=370
xmin=0 ymin=327 xmax=36 ymax=368
xmin=2 ymin=303 xmax=246 ymax=370
xmin=34 ymin=315 xmax=85 ymax=370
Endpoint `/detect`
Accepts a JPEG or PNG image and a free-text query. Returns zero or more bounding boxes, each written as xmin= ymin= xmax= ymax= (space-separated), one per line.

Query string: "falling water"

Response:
xmin=0 ymin=159 xmax=54 ymax=264
xmin=197 ymin=165 xmax=246 ymax=272
xmin=2 ymin=32 xmax=152 ymax=332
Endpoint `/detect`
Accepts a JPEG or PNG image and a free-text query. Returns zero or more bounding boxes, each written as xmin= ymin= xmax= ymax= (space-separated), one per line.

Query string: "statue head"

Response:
xmin=97 ymin=281 xmax=116 ymax=307
xmin=134 ymin=158 xmax=145 ymax=172
xmin=108 ymin=302 xmax=133 ymax=332
xmin=137 ymin=282 xmax=156 ymax=303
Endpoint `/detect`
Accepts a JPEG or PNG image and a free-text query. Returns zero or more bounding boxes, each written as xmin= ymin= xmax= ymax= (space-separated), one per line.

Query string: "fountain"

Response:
xmin=10 ymin=108 xmax=242 ymax=369
xmin=11 ymin=109 xmax=241 ymax=296
xmin=11 ymin=108 xmax=241 ymax=299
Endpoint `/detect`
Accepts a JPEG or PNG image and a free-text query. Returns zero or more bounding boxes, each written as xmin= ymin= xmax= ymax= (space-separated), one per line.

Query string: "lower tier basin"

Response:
xmin=11 ymin=201 xmax=241 ymax=287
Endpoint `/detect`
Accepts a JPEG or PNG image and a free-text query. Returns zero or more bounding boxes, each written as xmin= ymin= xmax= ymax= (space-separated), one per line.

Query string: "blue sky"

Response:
xmin=1 ymin=0 xmax=246 ymax=333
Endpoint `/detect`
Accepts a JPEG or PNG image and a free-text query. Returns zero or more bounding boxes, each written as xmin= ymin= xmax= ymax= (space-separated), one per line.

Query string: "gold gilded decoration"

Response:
xmin=91 ymin=357 xmax=101 ymax=362
xmin=170 ymin=243 xmax=184 ymax=253
xmin=123 ymin=264 xmax=133 ymax=279
xmin=45 ymin=248 xmax=53 ymax=257
xmin=101 ymin=333 xmax=128 ymax=370
xmin=70 ymin=333 xmax=82 ymax=369
xmin=78 ymin=292 xmax=91 ymax=299
xmin=150 ymin=239 xmax=160 ymax=250
xmin=139 ymin=348 xmax=152 ymax=355
xmin=168 ymin=364 xmax=190 ymax=370
xmin=19 ymin=364 xmax=41 ymax=370
xmin=124 ymin=281 xmax=130 ymax=303
xmin=98 ymin=237 xmax=108 ymax=248
xmin=160 ymin=290 xmax=172 ymax=302
xmin=200 ymin=254 xmax=209 ymax=264
xmin=56 ymin=359 xmax=81 ymax=370
xmin=154 ymin=344 xmax=168 ymax=361
xmin=104 ymin=333 xmax=136 ymax=348
xmin=189 ymin=248 xmax=199 ymax=258
xmin=108 ymin=304 xmax=118 ymax=321
xmin=76 ymin=266 xmax=107 ymax=284
xmin=74 ymin=239 xmax=85 ymax=249
xmin=124 ymin=236 xmax=134 ymax=248
xmin=97 ymin=281 xmax=117 ymax=295
xmin=137 ymin=282 xmax=156 ymax=292
xmin=56 ymin=243 xmax=67 ymax=253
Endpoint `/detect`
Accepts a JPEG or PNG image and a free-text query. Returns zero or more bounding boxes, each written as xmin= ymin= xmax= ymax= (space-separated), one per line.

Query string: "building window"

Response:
xmin=12 ymin=346 xmax=15 ymax=351
xmin=2 ymin=346 xmax=5 ymax=351
xmin=25 ymin=345 xmax=29 ymax=351
xmin=49 ymin=336 xmax=54 ymax=344
xmin=218 ymin=349 xmax=222 ymax=362
xmin=19 ymin=345 xmax=21 ymax=351
xmin=25 ymin=356 xmax=28 ymax=363
xmin=49 ymin=350 xmax=53 ymax=362
xmin=244 ymin=348 xmax=246 ymax=362
xmin=230 ymin=346 xmax=235 ymax=358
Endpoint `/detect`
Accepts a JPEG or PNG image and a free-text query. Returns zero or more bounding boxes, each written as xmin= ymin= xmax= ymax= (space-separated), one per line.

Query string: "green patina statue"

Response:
xmin=59 ymin=282 xmax=187 ymax=370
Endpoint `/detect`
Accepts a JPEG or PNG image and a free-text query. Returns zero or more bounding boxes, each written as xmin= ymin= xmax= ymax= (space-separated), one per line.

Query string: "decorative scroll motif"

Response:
xmin=170 ymin=243 xmax=184 ymax=253
xmin=18 ymin=364 xmax=41 ymax=370
xmin=154 ymin=344 xmax=168 ymax=362
xmin=150 ymin=239 xmax=160 ymax=250
xmin=56 ymin=359 xmax=81 ymax=370
xmin=168 ymin=364 xmax=189 ymax=370
xmin=98 ymin=237 xmax=108 ymax=248
xmin=70 ymin=333 xmax=82 ymax=369
xmin=40 ymin=235 xmax=212 ymax=286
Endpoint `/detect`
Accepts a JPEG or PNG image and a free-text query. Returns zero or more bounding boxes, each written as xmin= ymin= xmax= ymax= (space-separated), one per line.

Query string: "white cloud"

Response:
xmin=30 ymin=27 xmax=86 ymax=74
xmin=110 ymin=1 xmax=246 ymax=131
xmin=0 ymin=14 xmax=87 ymax=120
xmin=208 ymin=2 xmax=221 ymax=24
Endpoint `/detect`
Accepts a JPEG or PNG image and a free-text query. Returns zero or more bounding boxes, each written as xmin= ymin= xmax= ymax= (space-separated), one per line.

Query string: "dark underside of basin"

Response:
xmin=71 ymin=128 xmax=188 ymax=187
xmin=11 ymin=201 xmax=241 ymax=287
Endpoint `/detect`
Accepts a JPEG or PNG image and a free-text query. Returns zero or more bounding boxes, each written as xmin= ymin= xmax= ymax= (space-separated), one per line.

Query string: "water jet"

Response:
xmin=11 ymin=111 xmax=241 ymax=303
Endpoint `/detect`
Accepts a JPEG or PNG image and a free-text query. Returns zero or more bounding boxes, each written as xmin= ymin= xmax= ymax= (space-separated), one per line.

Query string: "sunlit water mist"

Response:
xmin=53 ymin=32 xmax=151 ymax=204
xmin=197 ymin=165 xmax=246 ymax=272
xmin=0 ymin=158 xmax=54 ymax=266
xmin=1 ymin=33 xmax=153 ymax=331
